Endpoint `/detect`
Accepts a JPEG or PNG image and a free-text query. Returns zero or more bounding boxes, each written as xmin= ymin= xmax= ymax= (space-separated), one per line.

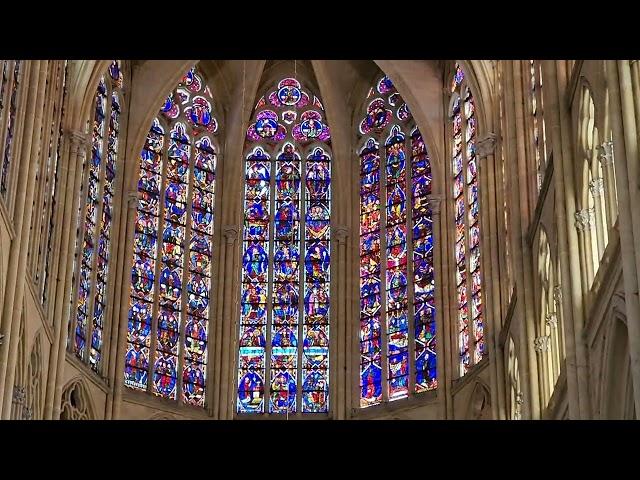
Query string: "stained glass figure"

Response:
xmin=70 ymin=61 xmax=124 ymax=374
xmin=125 ymin=65 xmax=218 ymax=408
xmin=238 ymin=76 xmax=331 ymax=414
xmin=450 ymin=63 xmax=484 ymax=376
xmin=357 ymin=74 xmax=436 ymax=407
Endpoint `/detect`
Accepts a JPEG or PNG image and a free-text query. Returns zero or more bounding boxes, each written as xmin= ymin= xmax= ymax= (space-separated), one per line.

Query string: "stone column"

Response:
xmin=43 ymin=129 xmax=90 ymax=419
xmin=220 ymin=225 xmax=238 ymax=420
xmin=589 ymin=177 xmax=607 ymax=259
xmin=540 ymin=60 xmax=594 ymax=418
xmin=110 ymin=191 xmax=139 ymax=419
xmin=331 ymin=226 xmax=348 ymax=419
xmin=597 ymin=142 xmax=617 ymax=230
xmin=476 ymin=132 xmax=505 ymax=420
xmin=605 ymin=60 xmax=640 ymax=413
xmin=424 ymin=195 xmax=448 ymax=418
xmin=574 ymin=208 xmax=595 ymax=290
xmin=1 ymin=61 xmax=49 ymax=419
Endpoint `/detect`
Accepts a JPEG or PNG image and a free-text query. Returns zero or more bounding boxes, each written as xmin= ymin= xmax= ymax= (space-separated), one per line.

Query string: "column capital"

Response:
xmin=574 ymin=208 xmax=595 ymax=231
xmin=65 ymin=129 xmax=91 ymax=154
xmin=534 ymin=335 xmax=550 ymax=353
xmin=477 ymin=132 xmax=498 ymax=159
xmin=223 ymin=225 xmax=239 ymax=243
xmin=545 ymin=312 xmax=558 ymax=329
xmin=332 ymin=226 xmax=349 ymax=244
xmin=589 ymin=177 xmax=605 ymax=197
xmin=425 ymin=194 xmax=444 ymax=215
xmin=598 ymin=141 xmax=614 ymax=167
xmin=12 ymin=385 xmax=26 ymax=405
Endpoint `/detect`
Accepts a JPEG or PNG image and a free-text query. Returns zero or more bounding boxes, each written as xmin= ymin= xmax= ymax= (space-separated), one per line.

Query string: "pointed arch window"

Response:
xmin=450 ymin=62 xmax=485 ymax=376
xmin=69 ymin=61 xmax=124 ymax=373
xmin=238 ymin=77 xmax=331 ymax=415
xmin=528 ymin=60 xmax=548 ymax=192
xmin=125 ymin=66 xmax=219 ymax=407
xmin=357 ymin=75 xmax=436 ymax=408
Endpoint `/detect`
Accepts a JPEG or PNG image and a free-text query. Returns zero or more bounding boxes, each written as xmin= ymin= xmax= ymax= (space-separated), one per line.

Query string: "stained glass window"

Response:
xmin=450 ymin=63 xmax=485 ymax=376
xmin=358 ymin=75 xmax=436 ymax=408
xmin=238 ymin=77 xmax=331 ymax=415
xmin=69 ymin=61 xmax=124 ymax=374
xmin=0 ymin=60 xmax=23 ymax=199
xmin=125 ymin=65 xmax=218 ymax=407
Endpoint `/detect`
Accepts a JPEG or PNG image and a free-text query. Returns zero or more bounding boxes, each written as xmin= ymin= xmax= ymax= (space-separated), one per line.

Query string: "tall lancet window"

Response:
xmin=528 ymin=60 xmax=548 ymax=192
xmin=238 ymin=77 xmax=331 ymax=415
xmin=0 ymin=60 xmax=23 ymax=199
xmin=357 ymin=75 xmax=436 ymax=409
xmin=450 ymin=63 xmax=485 ymax=376
xmin=69 ymin=61 xmax=124 ymax=373
xmin=125 ymin=66 xmax=219 ymax=407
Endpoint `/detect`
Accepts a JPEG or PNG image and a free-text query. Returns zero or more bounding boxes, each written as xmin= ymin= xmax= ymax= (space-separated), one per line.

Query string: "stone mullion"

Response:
xmin=46 ymin=130 xmax=90 ymax=419
xmin=589 ymin=176 xmax=606 ymax=260
xmin=574 ymin=209 xmax=594 ymax=290
xmin=333 ymin=225 xmax=348 ymax=418
xmin=605 ymin=60 xmax=640 ymax=414
xmin=39 ymin=63 xmax=66 ymax=302
xmin=380 ymin=142 xmax=389 ymax=403
xmin=597 ymin=142 xmax=617 ymax=230
xmin=1 ymin=61 xmax=48 ymax=419
xmin=264 ymin=152 xmax=277 ymax=415
xmin=297 ymin=152 xmax=305 ymax=415
xmin=147 ymin=129 xmax=170 ymax=396
xmin=0 ymin=60 xmax=35 ymax=415
xmin=29 ymin=64 xmax=57 ymax=279
xmin=176 ymin=135 xmax=196 ymax=404
xmin=219 ymin=226 xmax=238 ymax=419
xmin=405 ymin=134 xmax=416 ymax=397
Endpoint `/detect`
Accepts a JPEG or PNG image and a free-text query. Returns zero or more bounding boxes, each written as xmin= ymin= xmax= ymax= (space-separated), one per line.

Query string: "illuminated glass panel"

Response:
xmin=238 ymin=77 xmax=331 ymax=414
xmin=125 ymin=66 xmax=218 ymax=408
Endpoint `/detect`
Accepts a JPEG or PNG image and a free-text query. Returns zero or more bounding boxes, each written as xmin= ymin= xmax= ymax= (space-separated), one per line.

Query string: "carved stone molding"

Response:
xmin=534 ymin=335 xmax=550 ymax=353
xmin=545 ymin=312 xmax=558 ymax=329
xmin=22 ymin=406 xmax=33 ymax=420
xmin=553 ymin=284 xmax=562 ymax=304
xmin=425 ymin=194 xmax=444 ymax=216
xmin=0 ymin=333 xmax=4 ymax=345
xmin=127 ymin=191 xmax=138 ymax=209
xmin=65 ymin=129 xmax=91 ymax=154
xmin=12 ymin=385 xmax=26 ymax=405
xmin=574 ymin=208 xmax=595 ymax=231
xmin=223 ymin=225 xmax=239 ymax=243
xmin=477 ymin=133 xmax=498 ymax=159
xmin=598 ymin=141 xmax=614 ymax=167
xmin=332 ymin=226 xmax=349 ymax=244
xmin=589 ymin=177 xmax=605 ymax=197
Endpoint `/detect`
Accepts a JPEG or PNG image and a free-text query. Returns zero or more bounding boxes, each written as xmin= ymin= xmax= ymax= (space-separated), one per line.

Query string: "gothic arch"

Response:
xmin=465 ymin=380 xmax=492 ymax=420
xmin=26 ymin=332 xmax=43 ymax=419
xmin=60 ymin=377 xmax=95 ymax=420
xmin=10 ymin=319 xmax=26 ymax=419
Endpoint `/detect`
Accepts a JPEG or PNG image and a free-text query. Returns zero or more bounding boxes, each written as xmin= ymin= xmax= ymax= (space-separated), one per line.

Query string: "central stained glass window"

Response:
xmin=237 ymin=77 xmax=331 ymax=414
